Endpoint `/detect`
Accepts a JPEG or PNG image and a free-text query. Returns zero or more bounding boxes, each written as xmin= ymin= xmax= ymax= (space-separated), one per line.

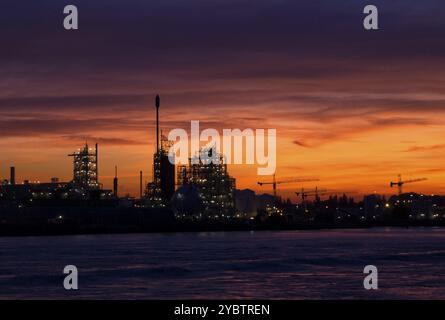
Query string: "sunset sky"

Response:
xmin=1 ymin=0 xmax=445 ymax=200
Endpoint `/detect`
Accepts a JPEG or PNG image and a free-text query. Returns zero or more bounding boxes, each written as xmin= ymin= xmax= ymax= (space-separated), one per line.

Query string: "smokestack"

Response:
xmin=10 ymin=166 xmax=15 ymax=185
xmin=139 ymin=170 xmax=143 ymax=199
xmin=113 ymin=166 xmax=118 ymax=198
xmin=95 ymin=143 xmax=99 ymax=184
xmin=155 ymin=95 xmax=160 ymax=153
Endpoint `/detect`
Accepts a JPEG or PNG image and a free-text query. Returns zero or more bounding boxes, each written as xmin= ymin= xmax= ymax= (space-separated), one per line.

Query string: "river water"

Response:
xmin=1 ymin=228 xmax=444 ymax=299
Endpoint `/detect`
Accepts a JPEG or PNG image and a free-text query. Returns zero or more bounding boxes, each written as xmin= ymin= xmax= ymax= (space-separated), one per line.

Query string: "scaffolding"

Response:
xmin=177 ymin=147 xmax=236 ymax=218
xmin=68 ymin=143 xmax=99 ymax=190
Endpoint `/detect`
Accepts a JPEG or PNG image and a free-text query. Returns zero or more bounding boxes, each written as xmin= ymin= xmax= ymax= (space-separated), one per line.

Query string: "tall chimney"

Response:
xmin=10 ymin=166 xmax=15 ymax=185
xmin=113 ymin=166 xmax=118 ymax=198
xmin=95 ymin=143 xmax=99 ymax=184
xmin=155 ymin=95 xmax=160 ymax=153
xmin=139 ymin=170 xmax=143 ymax=199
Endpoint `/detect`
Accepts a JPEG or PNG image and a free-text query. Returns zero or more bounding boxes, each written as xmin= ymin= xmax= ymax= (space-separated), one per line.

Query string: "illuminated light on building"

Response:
xmin=68 ymin=143 xmax=99 ymax=190
xmin=176 ymin=146 xmax=236 ymax=218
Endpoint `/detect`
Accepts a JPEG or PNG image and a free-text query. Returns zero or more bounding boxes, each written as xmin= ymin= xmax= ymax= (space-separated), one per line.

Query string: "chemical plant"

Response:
xmin=144 ymin=95 xmax=176 ymax=207
xmin=1 ymin=95 xmax=445 ymax=236
xmin=174 ymin=147 xmax=236 ymax=219
xmin=0 ymin=142 xmax=113 ymax=205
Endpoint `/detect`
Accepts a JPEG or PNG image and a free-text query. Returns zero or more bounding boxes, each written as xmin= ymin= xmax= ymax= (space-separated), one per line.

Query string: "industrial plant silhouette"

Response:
xmin=0 ymin=96 xmax=444 ymax=236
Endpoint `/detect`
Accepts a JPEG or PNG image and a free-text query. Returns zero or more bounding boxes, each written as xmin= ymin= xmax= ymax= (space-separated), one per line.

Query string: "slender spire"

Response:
xmin=95 ymin=143 xmax=99 ymax=185
xmin=155 ymin=95 xmax=160 ymax=153
xmin=139 ymin=170 xmax=143 ymax=199
xmin=113 ymin=165 xmax=118 ymax=198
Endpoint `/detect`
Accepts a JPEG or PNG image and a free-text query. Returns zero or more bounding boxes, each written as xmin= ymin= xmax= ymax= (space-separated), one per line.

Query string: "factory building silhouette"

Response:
xmin=145 ymin=95 xmax=176 ymax=207
xmin=144 ymin=95 xmax=236 ymax=217
xmin=2 ymin=94 xmax=444 ymax=234
xmin=174 ymin=148 xmax=236 ymax=219
xmin=68 ymin=143 xmax=100 ymax=190
xmin=0 ymin=94 xmax=236 ymax=217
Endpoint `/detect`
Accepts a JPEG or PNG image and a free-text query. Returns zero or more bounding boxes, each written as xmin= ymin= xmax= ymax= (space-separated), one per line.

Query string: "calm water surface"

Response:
xmin=1 ymin=228 xmax=444 ymax=299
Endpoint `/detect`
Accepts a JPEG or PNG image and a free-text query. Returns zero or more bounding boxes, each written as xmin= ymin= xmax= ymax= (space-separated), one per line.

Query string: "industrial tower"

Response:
xmin=68 ymin=143 xmax=99 ymax=189
xmin=146 ymin=95 xmax=175 ymax=206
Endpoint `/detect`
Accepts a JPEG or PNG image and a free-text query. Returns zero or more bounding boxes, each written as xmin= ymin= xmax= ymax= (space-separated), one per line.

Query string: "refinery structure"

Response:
xmin=145 ymin=95 xmax=176 ymax=207
xmin=0 ymin=95 xmax=237 ymax=221
xmin=175 ymin=148 xmax=236 ymax=219
xmin=0 ymin=142 xmax=113 ymax=204
xmin=144 ymin=95 xmax=236 ymax=218
xmin=68 ymin=143 xmax=100 ymax=190
xmin=1 ymin=94 xmax=445 ymax=232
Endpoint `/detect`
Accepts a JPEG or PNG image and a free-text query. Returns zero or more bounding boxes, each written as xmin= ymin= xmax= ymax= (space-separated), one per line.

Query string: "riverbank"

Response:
xmin=1 ymin=219 xmax=444 ymax=237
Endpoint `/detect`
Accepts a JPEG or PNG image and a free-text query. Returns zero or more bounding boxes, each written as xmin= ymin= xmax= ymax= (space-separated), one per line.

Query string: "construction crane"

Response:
xmin=258 ymin=174 xmax=318 ymax=198
xmin=295 ymin=187 xmax=328 ymax=212
xmin=295 ymin=187 xmax=328 ymax=202
xmin=390 ymin=174 xmax=427 ymax=195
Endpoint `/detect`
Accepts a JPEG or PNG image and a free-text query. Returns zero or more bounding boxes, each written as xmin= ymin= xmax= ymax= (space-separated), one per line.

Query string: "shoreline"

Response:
xmin=1 ymin=221 xmax=444 ymax=238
